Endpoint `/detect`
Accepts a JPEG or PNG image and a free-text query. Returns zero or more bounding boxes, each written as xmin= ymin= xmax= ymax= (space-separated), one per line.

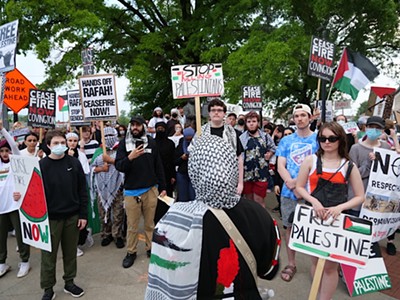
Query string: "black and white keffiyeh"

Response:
xmin=125 ymin=124 xmax=148 ymax=152
xmin=189 ymin=134 xmax=240 ymax=209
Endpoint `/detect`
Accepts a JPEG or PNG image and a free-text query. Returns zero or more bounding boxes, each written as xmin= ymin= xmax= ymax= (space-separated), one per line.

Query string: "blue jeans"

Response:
xmin=176 ymin=172 xmax=195 ymax=202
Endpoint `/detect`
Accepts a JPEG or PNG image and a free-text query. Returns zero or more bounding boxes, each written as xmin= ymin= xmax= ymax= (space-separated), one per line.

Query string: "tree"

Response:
xmin=3 ymin=0 xmax=399 ymax=119
xmin=117 ymin=110 xmax=130 ymax=126
xmin=354 ymin=100 xmax=369 ymax=121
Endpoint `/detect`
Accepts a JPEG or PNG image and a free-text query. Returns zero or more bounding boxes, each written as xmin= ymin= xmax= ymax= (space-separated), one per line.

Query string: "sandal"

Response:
xmin=281 ymin=265 xmax=297 ymax=282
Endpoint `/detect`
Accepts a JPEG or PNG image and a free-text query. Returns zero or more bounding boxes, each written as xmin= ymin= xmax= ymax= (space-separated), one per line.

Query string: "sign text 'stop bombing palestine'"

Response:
xmin=78 ymin=74 xmax=118 ymax=120
xmin=307 ymin=36 xmax=335 ymax=81
xmin=0 ymin=20 xmax=18 ymax=73
xmin=171 ymin=64 xmax=224 ymax=99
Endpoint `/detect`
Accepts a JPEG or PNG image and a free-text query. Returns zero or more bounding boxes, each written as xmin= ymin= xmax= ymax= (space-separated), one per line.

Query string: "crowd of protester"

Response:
xmin=0 ymin=99 xmax=399 ymax=300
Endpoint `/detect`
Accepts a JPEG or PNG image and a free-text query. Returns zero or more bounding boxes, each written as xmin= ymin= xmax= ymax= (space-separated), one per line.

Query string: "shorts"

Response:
xmin=281 ymin=197 xmax=304 ymax=228
xmin=243 ymin=181 xmax=268 ymax=198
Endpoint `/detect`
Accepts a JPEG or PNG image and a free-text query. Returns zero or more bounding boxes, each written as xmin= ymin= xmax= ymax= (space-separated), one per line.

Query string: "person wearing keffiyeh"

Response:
xmin=145 ymin=135 xmax=280 ymax=300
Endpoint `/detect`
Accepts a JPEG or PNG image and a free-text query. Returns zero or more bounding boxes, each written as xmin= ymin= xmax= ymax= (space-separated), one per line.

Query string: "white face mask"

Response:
xmin=51 ymin=144 xmax=68 ymax=156
xmin=337 ymin=120 xmax=345 ymax=125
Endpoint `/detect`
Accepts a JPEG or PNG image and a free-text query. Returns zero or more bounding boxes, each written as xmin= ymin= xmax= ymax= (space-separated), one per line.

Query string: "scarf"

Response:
xmin=125 ymin=125 xmax=148 ymax=152
xmin=202 ymin=123 xmax=237 ymax=152
xmin=145 ymin=135 xmax=240 ymax=300
xmin=183 ymin=127 xmax=195 ymax=154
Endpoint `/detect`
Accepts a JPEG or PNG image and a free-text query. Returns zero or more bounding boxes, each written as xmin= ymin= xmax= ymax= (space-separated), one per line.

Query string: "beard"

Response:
xmin=248 ymin=128 xmax=258 ymax=134
xmin=132 ymin=128 xmax=145 ymax=138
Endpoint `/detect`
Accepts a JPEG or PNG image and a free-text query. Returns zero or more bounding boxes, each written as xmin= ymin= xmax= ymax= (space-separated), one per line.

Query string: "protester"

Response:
xmin=168 ymin=123 xmax=183 ymax=147
xmin=66 ymin=132 xmax=90 ymax=175
xmin=20 ymin=132 xmax=45 ymax=159
xmin=0 ymin=121 xmax=31 ymax=279
xmin=115 ymin=116 xmax=166 ymax=268
xmin=166 ymin=108 xmax=181 ymax=136
xmin=40 ymin=130 xmax=88 ymax=300
xmin=296 ymin=122 xmax=364 ymax=300
xmin=92 ymin=127 xmax=125 ymax=249
xmin=145 ymin=135 xmax=280 ymax=299
xmin=148 ymin=107 xmax=167 ymax=138
xmin=235 ymin=114 xmax=246 ymax=133
xmin=335 ymin=114 xmax=355 ymax=152
xmin=175 ymin=126 xmax=196 ymax=202
xmin=225 ymin=112 xmax=237 ymax=127
xmin=117 ymin=124 xmax=127 ymax=140
xmin=79 ymin=125 xmax=100 ymax=160
xmin=355 ymin=115 xmax=369 ymax=143
xmin=239 ymin=111 xmax=276 ymax=208
xmin=276 ymin=104 xmax=319 ymax=282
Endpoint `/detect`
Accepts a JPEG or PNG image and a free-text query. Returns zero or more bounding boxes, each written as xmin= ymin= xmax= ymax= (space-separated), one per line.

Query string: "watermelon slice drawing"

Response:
xmin=20 ymin=167 xmax=48 ymax=222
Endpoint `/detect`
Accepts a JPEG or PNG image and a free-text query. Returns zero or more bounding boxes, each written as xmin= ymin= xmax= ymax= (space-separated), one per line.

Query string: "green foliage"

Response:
xmin=117 ymin=110 xmax=130 ymax=126
xmin=2 ymin=0 xmax=399 ymax=119
xmin=354 ymin=101 xmax=369 ymax=121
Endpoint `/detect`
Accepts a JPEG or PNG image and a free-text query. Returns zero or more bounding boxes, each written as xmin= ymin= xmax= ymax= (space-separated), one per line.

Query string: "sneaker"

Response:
xmin=42 ymin=288 xmax=56 ymax=300
xmin=101 ymin=235 xmax=114 ymax=247
xmin=17 ymin=262 xmax=30 ymax=278
xmin=147 ymin=250 xmax=151 ymax=258
xmin=0 ymin=263 xmax=11 ymax=277
xmin=85 ymin=228 xmax=94 ymax=248
xmin=64 ymin=283 xmax=84 ymax=298
xmin=387 ymin=242 xmax=397 ymax=256
xmin=115 ymin=237 xmax=125 ymax=249
xmin=76 ymin=247 xmax=84 ymax=257
xmin=122 ymin=253 xmax=136 ymax=268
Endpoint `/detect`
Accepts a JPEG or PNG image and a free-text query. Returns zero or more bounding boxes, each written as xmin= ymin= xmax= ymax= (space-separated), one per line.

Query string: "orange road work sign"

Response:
xmin=3 ymin=68 xmax=36 ymax=113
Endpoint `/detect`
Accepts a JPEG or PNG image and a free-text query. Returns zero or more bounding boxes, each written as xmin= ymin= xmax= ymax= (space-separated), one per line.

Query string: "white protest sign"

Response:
xmin=79 ymin=73 xmax=118 ymax=120
xmin=0 ymin=168 xmax=20 ymax=214
xmin=171 ymin=64 xmax=224 ymax=99
xmin=67 ymin=89 xmax=89 ymax=125
xmin=359 ymin=148 xmax=400 ymax=242
xmin=0 ymin=20 xmax=18 ymax=73
xmin=11 ymin=155 xmax=51 ymax=252
xmin=334 ymin=100 xmax=351 ymax=110
xmin=289 ymin=204 xmax=372 ymax=268
xmin=341 ymin=121 xmax=359 ymax=134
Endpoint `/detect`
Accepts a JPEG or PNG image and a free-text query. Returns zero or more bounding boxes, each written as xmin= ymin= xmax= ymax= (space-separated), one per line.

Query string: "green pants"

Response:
xmin=0 ymin=210 xmax=30 ymax=263
xmin=40 ymin=215 xmax=79 ymax=290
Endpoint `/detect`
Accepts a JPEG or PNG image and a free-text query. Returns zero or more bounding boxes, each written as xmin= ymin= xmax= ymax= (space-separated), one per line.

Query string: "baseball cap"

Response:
xmin=130 ymin=116 xmax=146 ymax=125
xmin=292 ymin=104 xmax=312 ymax=116
xmin=366 ymin=116 xmax=385 ymax=129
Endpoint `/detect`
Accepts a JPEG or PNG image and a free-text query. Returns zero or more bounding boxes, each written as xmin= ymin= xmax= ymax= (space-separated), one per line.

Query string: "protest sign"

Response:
xmin=315 ymin=100 xmax=333 ymax=122
xmin=289 ymin=204 xmax=372 ymax=268
xmin=3 ymin=68 xmax=36 ymax=113
xmin=341 ymin=243 xmax=391 ymax=297
xmin=11 ymin=155 xmax=51 ymax=252
xmin=242 ymin=86 xmax=262 ymax=111
xmin=307 ymin=36 xmax=335 ymax=81
xmin=79 ymin=74 xmax=118 ymax=120
xmin=0 ymin=169 xmax=20 ymax=214
xmin=334 ymin=100 xmax=351 ymax=110
xmin=359 ymin=148 xmax=400 ymax=242
xmin=67 ymin=89 xmax=89 ymax=126
xmin=81 ymin=48 xmax=95 ymax=75
xmin=340 ymin=121 xmax=359 ymax=134
xmin=0 ymin=20 xmax=18 ymax=73
xmin=171 ymin=63 xmax=224 ymax=99
xmin=27 ymin=89 xmax=56 ymax=128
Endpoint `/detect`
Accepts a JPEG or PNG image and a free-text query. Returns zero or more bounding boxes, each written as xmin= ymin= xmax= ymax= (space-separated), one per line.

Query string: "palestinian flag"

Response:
xmin=333 ymin=48 xmax=379 ymax=100
xmin=344 ymin=215 xmax=372 ymax=235
xmin=58 ymin=95 xmax=68 ymax=112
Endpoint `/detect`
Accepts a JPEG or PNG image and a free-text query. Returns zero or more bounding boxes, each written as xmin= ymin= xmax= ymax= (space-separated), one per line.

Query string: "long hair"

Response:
xmin=316 ymin=122 xmax=349 ymax=160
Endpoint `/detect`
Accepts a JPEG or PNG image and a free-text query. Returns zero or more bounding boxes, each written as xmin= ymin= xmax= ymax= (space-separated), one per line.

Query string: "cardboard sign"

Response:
xmin=242 ymin=86 xmax=262 ymax=111
xmin=11 ymin=156 xmax=51 ymax=252
xmin=3 ymin=68 xmax=36 ymax=113
xmin=289 ymin=205 xmax=372 ymax=268
xmin=0 ymin=20 xmax=18 ymax=73
xmin=67 ymin=89 xmax=89 ymax=126
xmin=307 ymin=36 xmax=335 ymax=81
xmin=359 ymin=148 xmax=400 ymax=242
xmin=341 ymin=243 xmax=391 ymax=297
xmin=171 ymin=63 xmax=224 ymax=99
xmin=341 ymin=121 xmax=359 ymax=134
xmin=27 ymin=89 xmax=56 ymax=129
xmin=79 ymin=73 xmax=118 ymax=120
xmin=334 ymin=100 xmax=351 ymax=110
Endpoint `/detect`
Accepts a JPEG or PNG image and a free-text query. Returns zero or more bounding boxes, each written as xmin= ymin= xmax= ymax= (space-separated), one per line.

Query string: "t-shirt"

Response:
xmin=276 ymin=131 xmax=319 ymax=200
xmin=210 ymin=126 xmax=243 ymax=157
xmin=79 ymin=139 xmax=99 ymax=160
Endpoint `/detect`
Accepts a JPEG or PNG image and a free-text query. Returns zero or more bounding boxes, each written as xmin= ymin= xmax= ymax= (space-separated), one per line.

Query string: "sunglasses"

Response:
xmin=318 ymin=136 xmax=339 ymax=143
xmin=284 ymin=133 xmax=292 ymax=136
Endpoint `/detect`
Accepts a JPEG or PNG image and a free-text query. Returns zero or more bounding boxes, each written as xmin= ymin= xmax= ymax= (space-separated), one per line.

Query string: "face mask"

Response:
xmin=337 ymin=120 xmax=345 ymax=125
xmin=238 ymin=119 xmax=245 ymax=126
xmin=366 ymin=128 xmax=382 ymax=141
xmin=172 ymin=113 xmax=178 ymax=118
xmin=119 ymin=130 xmax=125 ymax=136
xmin=51 ymin=144 xmax=68 ymax=156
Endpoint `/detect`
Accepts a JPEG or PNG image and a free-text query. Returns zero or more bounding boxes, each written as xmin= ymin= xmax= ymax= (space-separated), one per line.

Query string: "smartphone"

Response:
xmin=135 ymin=140 xmax=144 ymax=148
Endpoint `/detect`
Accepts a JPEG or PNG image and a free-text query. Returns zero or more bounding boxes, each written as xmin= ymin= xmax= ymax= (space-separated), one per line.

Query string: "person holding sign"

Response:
xmin=39 ymin=130 xmax=88 ymax=300
xmin=296 ymin=122 xmax=364 ymax=300
xmin=0 ymin=121 xmax=31 ymax=279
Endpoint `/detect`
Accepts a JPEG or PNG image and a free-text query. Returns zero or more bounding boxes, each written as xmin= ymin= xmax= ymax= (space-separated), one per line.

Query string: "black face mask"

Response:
xmin=156 ymin=130 xmax=167 ymax=139
xmin=238 ymin=119 xmax=245 ymax=126
xmin=172 ymin=113 xmax=178 ymax=118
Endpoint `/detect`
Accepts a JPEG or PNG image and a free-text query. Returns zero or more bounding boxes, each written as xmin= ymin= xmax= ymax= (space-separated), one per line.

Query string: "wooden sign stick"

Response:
xmin=195 ymin=96 xmax=202 ymax=135
xmin=308 ymin=258 xmax=326 ymax=300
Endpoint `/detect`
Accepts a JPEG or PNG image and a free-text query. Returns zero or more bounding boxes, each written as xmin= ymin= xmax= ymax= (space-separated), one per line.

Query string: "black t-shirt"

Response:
xmin=210 ymin=126 xmax=243 ymax=157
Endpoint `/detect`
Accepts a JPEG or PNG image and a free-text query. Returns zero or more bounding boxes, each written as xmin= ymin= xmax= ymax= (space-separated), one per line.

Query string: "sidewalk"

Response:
xmin=1 ymin=194 xmax=398 ymax=299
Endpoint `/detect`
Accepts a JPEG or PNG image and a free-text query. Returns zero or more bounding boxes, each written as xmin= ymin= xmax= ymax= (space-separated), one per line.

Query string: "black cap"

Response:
xmin=366 ymin=116 xmax=385 ymax=129
xmin=130 ymin=116 xmax=146 ymax=125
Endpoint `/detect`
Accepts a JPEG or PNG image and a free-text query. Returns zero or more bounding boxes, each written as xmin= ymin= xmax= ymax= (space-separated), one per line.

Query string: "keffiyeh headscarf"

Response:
xmin=189 ymin=134 xmax=240 ymax=209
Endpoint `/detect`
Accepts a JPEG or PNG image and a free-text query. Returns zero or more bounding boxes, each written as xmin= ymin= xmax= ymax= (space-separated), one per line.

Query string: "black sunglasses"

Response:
xmin=318 ymin=136 xmax=339 ymax=143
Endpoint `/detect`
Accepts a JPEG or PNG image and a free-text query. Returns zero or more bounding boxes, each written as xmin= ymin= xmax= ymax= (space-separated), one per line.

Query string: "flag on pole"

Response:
xmin=332 ymin=48 xmax=379 ymax=100
xmin=58 ymin=95 xmax=68 ymax=112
